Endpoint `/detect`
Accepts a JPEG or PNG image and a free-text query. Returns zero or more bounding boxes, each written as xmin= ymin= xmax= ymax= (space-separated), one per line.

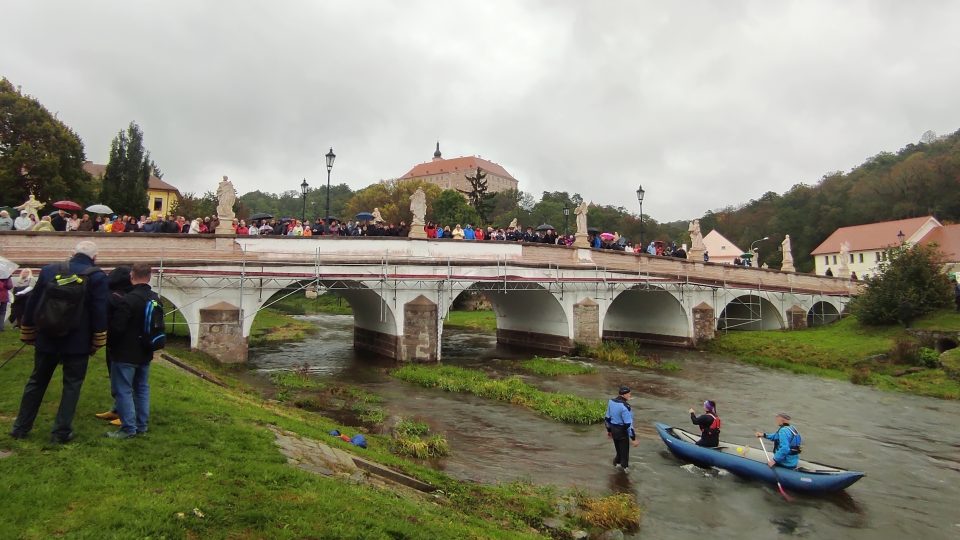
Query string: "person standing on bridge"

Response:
xmin=605 ymin=386 xmax=639 ymax=473
xmin=10 ymin=241 xmax=108 ymax=444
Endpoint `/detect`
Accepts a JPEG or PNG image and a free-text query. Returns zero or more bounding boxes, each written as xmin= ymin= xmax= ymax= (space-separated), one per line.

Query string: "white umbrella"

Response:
xmin=86 ymin=204 xmax=113 ymax=214
xmin=0 ymin=255 xmax=19 ymax=280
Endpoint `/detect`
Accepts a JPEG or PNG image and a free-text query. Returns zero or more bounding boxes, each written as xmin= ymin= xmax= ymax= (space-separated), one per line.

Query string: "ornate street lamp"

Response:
xmin=563 ymin=206 xmax=570 ymax=236
xmin=300 ymin=178 xmax=308 ymax=225
xmin=636 ymin=185 xmax=645 ymax=247
xmin=324 ymin=147 xmax=336 ymax=234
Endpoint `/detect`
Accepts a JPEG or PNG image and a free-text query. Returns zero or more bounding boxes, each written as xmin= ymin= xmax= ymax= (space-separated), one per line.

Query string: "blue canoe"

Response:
xmin=655 ymin=423 xmax=864 ymax=494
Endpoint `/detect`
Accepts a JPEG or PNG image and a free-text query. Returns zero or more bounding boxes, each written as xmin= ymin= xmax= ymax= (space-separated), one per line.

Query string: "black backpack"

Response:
xmin=136 ymin=291 xmax=166 ymax=352
xmin=34 ymin=263 xmax=101 ymax=337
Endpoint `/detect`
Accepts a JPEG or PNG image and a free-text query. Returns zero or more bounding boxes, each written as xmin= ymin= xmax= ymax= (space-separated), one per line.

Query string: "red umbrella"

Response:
xmin=53 ymin=200 xmax=82 ymax=211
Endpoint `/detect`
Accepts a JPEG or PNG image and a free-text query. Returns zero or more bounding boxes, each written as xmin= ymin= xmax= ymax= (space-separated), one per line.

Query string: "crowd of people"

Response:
xmin=1 ymin=209 xmax=709 ymax=260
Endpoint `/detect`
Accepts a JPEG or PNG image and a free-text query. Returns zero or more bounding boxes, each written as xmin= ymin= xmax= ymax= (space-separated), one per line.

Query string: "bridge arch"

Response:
xmin=603 ymin=286 xmax=690 ymax=346
xmin=455 ymin=283 xmax=571 ymax=353
xmin=806 ymin=301 xmax=841 ymax=327
xmin=717 ymin=294 xmax=784 ymax=331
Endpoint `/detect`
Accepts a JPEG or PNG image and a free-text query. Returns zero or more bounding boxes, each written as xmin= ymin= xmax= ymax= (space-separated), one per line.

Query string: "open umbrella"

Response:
xmin=324 ymin=216 xmax=340 ymax=223
xmin=355 ymin=212 xmax=375 ymax=221
xmin=249 ymin=212 xmax=273 ymax=220
xmin=587 ymin=227 xmax=601 ymax=234
xmin=0 ymin=255 xmax=18 ymax=280
xmin=53 ymin=200 xmax=82 ymax=212
xmin=536 ymin=223 xmax=555 ymax=231
xmin=86 ymin=204 xmax=113 ymax=214
xmin=600 ymin=232 xmax=616 ymax=241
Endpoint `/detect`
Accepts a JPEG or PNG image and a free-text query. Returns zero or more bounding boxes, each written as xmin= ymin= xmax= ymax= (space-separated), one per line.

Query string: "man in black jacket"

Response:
xmin=10 ymin=241 xmax=108 ymax=443
xmin=105 ymin=263 xmax=160 ymax=439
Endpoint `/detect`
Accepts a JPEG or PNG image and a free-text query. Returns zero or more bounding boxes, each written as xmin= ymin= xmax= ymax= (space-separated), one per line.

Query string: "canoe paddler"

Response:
xmin=755 ymin=412 xmax=803 ymax=469
xmin=688 ymin=400 xmax=721 ymax=447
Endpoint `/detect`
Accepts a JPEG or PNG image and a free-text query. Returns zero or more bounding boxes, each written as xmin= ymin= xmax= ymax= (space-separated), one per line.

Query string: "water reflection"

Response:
xmin=250 ymin=313 xmax=960 ymax=540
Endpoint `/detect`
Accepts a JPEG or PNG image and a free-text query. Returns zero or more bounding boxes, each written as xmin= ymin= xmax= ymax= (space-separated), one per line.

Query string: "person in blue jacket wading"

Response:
xmin=605 ymin=386 xmax=639 ymax=472
xmin=755 ymin=412 xmax=802 ymax=469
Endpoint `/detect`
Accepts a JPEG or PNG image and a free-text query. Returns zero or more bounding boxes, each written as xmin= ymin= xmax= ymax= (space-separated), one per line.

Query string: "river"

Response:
xmin=250 ymin=313 xmax=960 ymax=540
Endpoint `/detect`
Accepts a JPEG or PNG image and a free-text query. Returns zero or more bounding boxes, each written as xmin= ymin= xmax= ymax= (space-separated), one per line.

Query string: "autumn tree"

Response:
xmin=0 ymin=77 xmax=95 ymax=206
xmin=343 ymin=180 xmax=441 ymax=225
xmin=852 ymin=243 xmax=953 ymax=326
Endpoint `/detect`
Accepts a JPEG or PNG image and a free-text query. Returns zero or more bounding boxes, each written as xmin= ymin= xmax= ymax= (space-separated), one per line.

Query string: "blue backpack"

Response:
xmin=140 ymin=296 xmax=166 ymax=352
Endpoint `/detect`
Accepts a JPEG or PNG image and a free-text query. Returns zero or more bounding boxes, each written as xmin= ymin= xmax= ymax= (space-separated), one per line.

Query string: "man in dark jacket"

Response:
xmin=10 ymin=241 xmax=109 ymax=443
xmin=105 ymin=263 xmax=160 ymax=439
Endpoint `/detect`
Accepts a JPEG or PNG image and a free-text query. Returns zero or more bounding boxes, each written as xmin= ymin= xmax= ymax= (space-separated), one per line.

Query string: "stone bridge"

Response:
xmin=0 ymin=232 xmax=857 ymax=363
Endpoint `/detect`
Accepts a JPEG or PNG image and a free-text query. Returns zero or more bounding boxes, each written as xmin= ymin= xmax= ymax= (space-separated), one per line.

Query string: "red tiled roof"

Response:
xmin=811 ymin=216 xmax=937 ymax=255
xmin=918 ymin=223 xmax=960 ymax=262
xmin=401 ymin=156 xmax=516 ymax=181
xmin=83 ymin=161 xmax=179 ymax=193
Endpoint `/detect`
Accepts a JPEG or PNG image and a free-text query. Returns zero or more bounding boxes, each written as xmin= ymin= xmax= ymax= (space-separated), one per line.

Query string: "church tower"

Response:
xmin=432 ymin=141 xmax=442 ymax=162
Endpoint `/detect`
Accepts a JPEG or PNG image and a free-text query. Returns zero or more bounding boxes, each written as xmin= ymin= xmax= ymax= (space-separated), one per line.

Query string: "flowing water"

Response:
xmin=251 ymin=314 xmax=960 ymax=539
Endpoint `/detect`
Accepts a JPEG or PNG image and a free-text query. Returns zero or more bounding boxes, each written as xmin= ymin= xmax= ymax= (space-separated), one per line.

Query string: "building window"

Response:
xmin=859 ymin=253 xmax=864 ymax=263
xmin=875 ymin=252 xmax=880 ymax=262
xmin=824 ymin=256 xmax=829 ymax=265
xmin=153 ymin=197 xmax=163 ymax=211
xmin=849 ymin=254 xmax=855 ymax=263
xmin=832 ymin=255 xmax=837 ymax=264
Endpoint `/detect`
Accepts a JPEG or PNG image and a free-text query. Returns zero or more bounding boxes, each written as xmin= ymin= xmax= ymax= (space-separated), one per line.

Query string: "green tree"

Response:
xmin=100 ymin=121 xmax=152 ymax=216
xmin=852 ymin=243 xmax=953 ymax=326
xmin=343 ymin=180 xmax=442 ymax=225
xmin=431 ymin=189 xmax=479 ymax=227
xmin=0 ymin=77 xmax=95 ymax=206
xmin=171 ymin=191 xmax=217 ymax=219
xmin=457 ymin=168 xmax=494 ymax=224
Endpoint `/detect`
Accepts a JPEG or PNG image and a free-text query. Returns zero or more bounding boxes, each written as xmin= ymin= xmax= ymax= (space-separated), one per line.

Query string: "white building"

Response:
xmin=811 ymin=216 xmax=941 ymax=278
xmin=702 ymin=230 xmax=744 ymax=265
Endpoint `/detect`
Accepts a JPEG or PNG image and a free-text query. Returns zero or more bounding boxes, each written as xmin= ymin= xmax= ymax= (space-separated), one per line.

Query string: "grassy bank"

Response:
xmin=707 ymin=313 xmax=960 ymax=399
xmin=0 ymin=331 xmax=569 ymax=538
xmin=576 ymin=341 xmax=681 ymax=371
xmin=519 ymin=357 xmax=597 ymax=376
xmin=445 ymin=310 xmax=497 ymax=333
xmin=269 ymin=291 xmax=353 ymax=315
xmin=392 ymin=365 xmax=605 ymax=424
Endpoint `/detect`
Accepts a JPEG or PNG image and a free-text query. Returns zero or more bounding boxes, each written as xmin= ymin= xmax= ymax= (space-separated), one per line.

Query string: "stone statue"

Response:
xmin=781 ymin=234 xmax=796 ymax=272
xmin=372 ymin=207 xmax=384 ymax=224
xmin=574 ymin=201 xmax=588 ymax=235
xmin=409 ymin=188 xmax=426 ymax=226
xmin=14 ymin=193 xmax=45 ymax=221
xmin=509 ymin=218 xmax=518 ymax=229
xmin=838 ymin=240 xmax=851 ymax=278
xmin=686 ymin=219 xmax=706 ymax=261
xmin=216 ymin=176 xmax=237 ymax=220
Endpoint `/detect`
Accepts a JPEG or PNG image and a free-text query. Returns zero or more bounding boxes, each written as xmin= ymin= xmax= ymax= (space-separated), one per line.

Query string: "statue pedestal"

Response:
xmin=215 ymin=224 xmax=235 ymax=235
xmin=781 ymin=260 xmax=796 ymax=272
xmin=408 ymin=221 xmax=427 ymax=239
xmin=687 ymin=248 xmax=705 ymax=262
xmin=573 ymin=232 xmax=590 ymax=248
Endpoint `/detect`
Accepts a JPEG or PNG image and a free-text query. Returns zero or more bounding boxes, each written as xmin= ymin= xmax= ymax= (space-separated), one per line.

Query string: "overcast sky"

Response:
xmin=3 ymin=1 xmax=959 ymax=222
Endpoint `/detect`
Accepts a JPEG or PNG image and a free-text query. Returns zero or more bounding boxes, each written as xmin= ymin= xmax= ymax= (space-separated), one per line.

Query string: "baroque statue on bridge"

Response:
xmin=837 ymin=240 xmax=851 ymax=278
xmin=372 ymin=207 xmax=384 ymax=224
xmin=408 ymin=188 xmax=428 ymax=239
xmin=781 ymin=234 xmax=796 ymax=272
xmin=216 ymin=176 xmax=237 ymax=221
xmin=14 ymin=192 xmax=45 ymax=221
xmin=687 ymin=219 xmax=706 ymax=261
xmin=573 ymin=201 xmax=590 ymax=248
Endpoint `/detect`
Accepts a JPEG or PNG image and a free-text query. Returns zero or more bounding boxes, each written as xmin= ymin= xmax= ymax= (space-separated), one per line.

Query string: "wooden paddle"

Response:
xmin=757 ymin=437 xmax=793 ymax=501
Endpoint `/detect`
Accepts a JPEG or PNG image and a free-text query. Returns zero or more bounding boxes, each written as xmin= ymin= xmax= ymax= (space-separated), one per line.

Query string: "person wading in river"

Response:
xmin=755 ymin=413 xmax=802 ymax=469
xmin=688 ymin=400 xmax=721 ymax=447
xmin=605 ymin=386 xmax=639 ymax=473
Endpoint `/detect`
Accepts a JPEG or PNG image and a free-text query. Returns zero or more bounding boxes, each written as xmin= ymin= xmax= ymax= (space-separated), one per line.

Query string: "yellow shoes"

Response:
xmin=95 ymin=411 xmax=119 ymax=421
xmin=110 ymin=419 xmax=122 ymax=426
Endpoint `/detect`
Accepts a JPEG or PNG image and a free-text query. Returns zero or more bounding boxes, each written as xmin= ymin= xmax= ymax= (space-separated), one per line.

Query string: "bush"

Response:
xmin=578 ymin=493 xmax=642 ymax=531
xmin=891 ymin=337 xmax=919 ymax=364
xmin=849 ymin=367 xmax=872 ymax=385
xmin=852 ymin=243 xmax=953 ymax=326
xmin=916 ymin=347 xmax=941 ymax=368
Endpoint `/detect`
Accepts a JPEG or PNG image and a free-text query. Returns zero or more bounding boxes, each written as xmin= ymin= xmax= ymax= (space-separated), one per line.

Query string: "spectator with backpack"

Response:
xmin=94 ymin=266 xmax=134 ymax=427
xmin=10 ymin=241 xmax=109 ymax=444
xmin=105 ymin=263 xmax=164 ymax=439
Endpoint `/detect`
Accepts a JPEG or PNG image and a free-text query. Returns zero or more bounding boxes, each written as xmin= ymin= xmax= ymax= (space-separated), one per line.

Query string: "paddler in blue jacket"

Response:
xmin=755 ymin=412 xmax=802 ymax=469
xmin=605 ymin=386 xmax=639 ymax=472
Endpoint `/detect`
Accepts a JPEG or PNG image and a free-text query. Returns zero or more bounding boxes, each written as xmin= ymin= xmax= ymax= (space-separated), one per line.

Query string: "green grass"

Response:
xmin=445 ymin=310 xmax=497 ymax=333
xmin=910 ymin=310 xmax=960 ymax=330
xmin=708 ymin=312 xmax=960 ymax=399
xmin=391 ymin=418 xmax=450 ymax=459
xmin=392 ymin=365 xmax=605 ymax=424
xmin=269 ymin=291 xmax=353 ymax=315
xmin=519 ymin=357 xmax=597 ymax=376
xmin=578 ymin=341 xmax=681 ymax=371
xmin=0 ymin=331 xmax=562 ymax=539
xmin=249 ymin=308 xmax=316 ymax=346
xmin=270 ymin=369 xmax=325 ymax=391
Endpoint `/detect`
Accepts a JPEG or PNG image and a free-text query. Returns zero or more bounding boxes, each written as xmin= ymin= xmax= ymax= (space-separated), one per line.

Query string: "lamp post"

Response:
xmin=636 ymin=185 xmax=645 ymax=247
xmin=324 ymin=147 xmax=336 ymax=234
xmin=750 ymin=236 xmax=770 ymax=267
xmin=300 ymin=178 xmax=308 ymax=225
xmin=563 ymin=206 xmax=570 ymax=236
xmin=897 ymin=229 xmax=905 ymax=244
